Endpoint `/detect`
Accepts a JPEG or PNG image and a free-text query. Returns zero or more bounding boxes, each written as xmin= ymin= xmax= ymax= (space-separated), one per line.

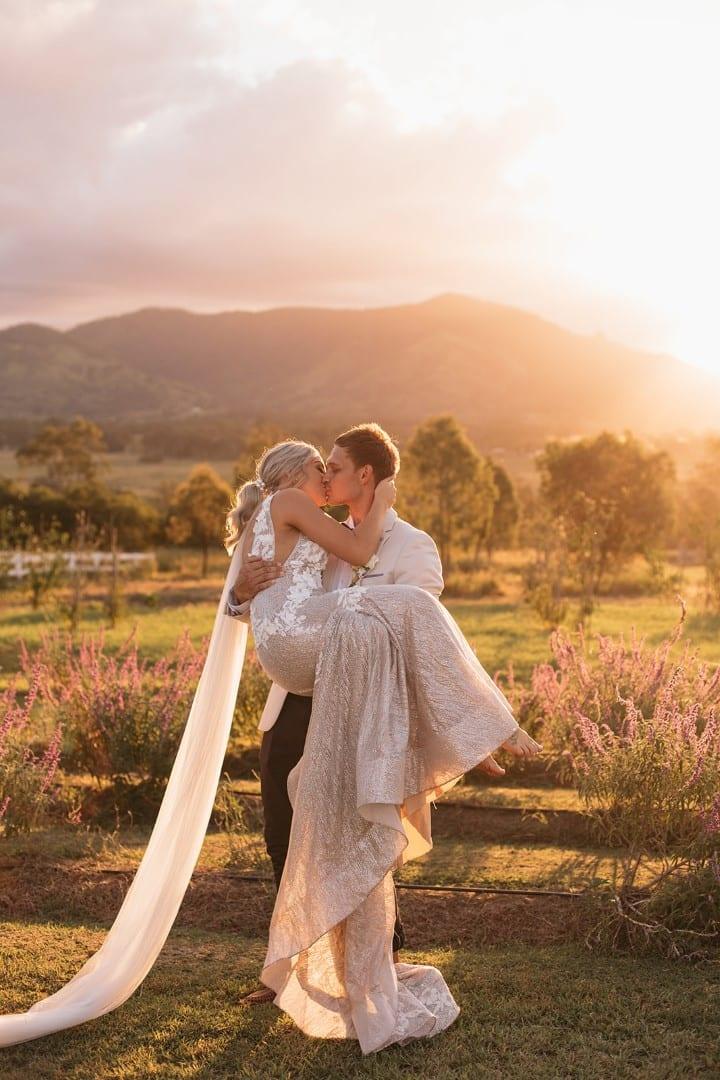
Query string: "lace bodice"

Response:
xmin=248 ymin=493 xmax=325 ymax=570
xmin=247 ymin=493 xmax=367 ymax=694
xmin=249 ymin=493 xmax=329 ymax=650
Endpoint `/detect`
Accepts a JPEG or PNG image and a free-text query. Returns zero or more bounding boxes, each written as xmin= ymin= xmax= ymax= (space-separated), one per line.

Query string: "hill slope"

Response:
xmin=0 ymin=323 xmax=209 ymax=419
xmin=3 ymin=296 xmax=719 ymax=444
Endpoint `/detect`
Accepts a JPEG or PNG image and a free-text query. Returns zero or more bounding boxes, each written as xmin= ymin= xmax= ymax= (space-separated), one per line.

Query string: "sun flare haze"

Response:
xmin=5 ymin=5 xmax=720 ymax=1070
xmin=1 ymin=0 xmax=719 ymax=374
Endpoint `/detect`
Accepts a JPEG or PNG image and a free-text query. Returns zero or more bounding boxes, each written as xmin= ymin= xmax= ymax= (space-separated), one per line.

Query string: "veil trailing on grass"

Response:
xmin=0 ymin=543 xmax=248 ymax=1048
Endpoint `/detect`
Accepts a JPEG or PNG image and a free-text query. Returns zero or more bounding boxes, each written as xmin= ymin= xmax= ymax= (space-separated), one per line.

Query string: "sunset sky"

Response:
xmin=1 ymin=0 xmax=719 ymax=373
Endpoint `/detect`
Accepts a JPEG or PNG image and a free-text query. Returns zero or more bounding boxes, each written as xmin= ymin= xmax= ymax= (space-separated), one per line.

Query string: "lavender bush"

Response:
xmin=573 ymin=687 xmax=720 ymax=848
xmin=576 ymin=692 xmax=720 ymax=958
xmin=24 ymin=629 xmax=205 ymax=787
xmin=504 ymin=606 xmax=720 ymax=956
xmin=504 ymin=604 xmax=720 ymax=781
xmin=0 ymin=664 xmax=68 ymax=835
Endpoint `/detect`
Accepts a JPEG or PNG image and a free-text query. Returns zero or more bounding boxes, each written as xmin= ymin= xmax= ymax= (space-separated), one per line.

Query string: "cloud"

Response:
xmin=0 ymin=0 xmax=553 ymax=326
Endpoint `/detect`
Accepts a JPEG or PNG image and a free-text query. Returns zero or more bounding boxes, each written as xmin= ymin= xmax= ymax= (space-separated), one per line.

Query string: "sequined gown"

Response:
xmin=248 ymin=493 xmax=519 ymax=1054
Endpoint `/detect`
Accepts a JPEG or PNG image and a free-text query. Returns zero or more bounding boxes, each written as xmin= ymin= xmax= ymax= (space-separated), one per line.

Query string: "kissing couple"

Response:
xmin=227 ymin=422 xmax=541 ymax=1051
xmin=0 ymin=422 xmax=540 ymax=1057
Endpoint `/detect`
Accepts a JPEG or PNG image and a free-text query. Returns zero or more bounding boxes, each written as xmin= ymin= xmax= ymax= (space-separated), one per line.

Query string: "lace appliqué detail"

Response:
xmin=252 ymin=546 xmax=326 ymax=648
xmin=249 ymin=497 xmax=275 ymax=561
xmin=250 ymin=497 xmax=329 ymax=650
xmin=387 ymin=964 xmax=460 ymax=1047
xmin=336 ymin=585 xmax=367 ymax=611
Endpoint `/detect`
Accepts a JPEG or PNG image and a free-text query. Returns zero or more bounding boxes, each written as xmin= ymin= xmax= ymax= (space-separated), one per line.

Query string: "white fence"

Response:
xmin=0 ymin=551 xmax=155 ymax=578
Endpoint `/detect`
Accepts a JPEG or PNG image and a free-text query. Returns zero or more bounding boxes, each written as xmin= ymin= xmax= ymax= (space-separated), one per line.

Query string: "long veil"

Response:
xmin=0 ymin=543 xmax=248 ymax=1048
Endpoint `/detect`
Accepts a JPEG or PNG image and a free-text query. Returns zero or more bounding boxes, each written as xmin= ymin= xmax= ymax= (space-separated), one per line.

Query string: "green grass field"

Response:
xmin=2 ymin=537 xmax=720 ymax=1075
xmin=2 ymin=925 xmax=718 ymax=1079
xmin=2 ymin=793 xmax=718 ymax=1079
xmin=2 ymin=571 xmax=718 ymax=691
xmin=1 ymin=758 xmax=717 ymax=1077
xmin=0 ymin=813 xmax=657 ymax=893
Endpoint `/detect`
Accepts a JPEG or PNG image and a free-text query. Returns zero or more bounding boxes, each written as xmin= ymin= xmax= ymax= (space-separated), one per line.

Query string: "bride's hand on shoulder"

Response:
xmin=375 ymin=477 xmax=396 ymax=510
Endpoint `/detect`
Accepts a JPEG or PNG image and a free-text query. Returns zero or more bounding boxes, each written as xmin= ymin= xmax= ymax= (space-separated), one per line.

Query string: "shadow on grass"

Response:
xmin=2 ymin=925 xmax=719 ymax=1080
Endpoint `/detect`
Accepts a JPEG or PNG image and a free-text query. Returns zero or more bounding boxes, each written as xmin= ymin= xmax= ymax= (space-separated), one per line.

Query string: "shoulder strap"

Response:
xmin=249 ymin=495 xmax=276 ymax=560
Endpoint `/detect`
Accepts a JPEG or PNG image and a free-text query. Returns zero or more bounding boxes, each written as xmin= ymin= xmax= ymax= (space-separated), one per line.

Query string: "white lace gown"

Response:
xmin=249 ymin=494 xmax=520 ymax=1054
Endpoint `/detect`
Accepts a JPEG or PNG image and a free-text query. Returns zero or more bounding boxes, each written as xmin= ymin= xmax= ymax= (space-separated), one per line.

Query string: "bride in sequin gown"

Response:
xmin=230 ymin=442 xmax=542 ymax=1055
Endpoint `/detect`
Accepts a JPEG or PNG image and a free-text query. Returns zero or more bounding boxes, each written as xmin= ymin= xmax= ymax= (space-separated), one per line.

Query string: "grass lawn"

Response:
xmin=3 ymin=583 xmax=719 ymax=691
xmin=396 ymin=837 xmax=659 ymax=891
xmin=0 ymin=595 xmax=219 ymax=689
xmin=0 ymin=817 xmax=662 ymax=896
xmin=451 ymin=781 xmax=584 ymax=810
xmin=1 ymin=924 xmax=718 ymax=1079
xmin=2 ymin=552 xmax=720 ymax=1075
xmin=234 ymin=778 xmax=585 ymax=810
xmin=451 ymin=595 xmax=720 ymax=683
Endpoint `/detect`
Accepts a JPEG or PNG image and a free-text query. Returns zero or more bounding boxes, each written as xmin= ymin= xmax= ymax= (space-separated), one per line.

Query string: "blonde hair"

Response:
xmin=225 ymin=439 xmax=321 ymax=552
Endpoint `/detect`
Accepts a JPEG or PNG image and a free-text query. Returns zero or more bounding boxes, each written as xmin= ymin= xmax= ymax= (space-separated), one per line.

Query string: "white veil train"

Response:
xmin=0 ymin=543 xmax=248 ymax=1048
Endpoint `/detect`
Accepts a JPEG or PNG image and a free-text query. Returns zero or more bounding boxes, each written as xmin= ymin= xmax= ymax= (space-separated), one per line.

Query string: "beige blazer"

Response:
xmin=257 ymin=509 xmax=443 ymax=732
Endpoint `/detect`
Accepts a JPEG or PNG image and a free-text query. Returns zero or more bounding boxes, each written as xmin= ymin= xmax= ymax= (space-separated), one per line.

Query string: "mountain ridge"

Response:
xmin=2 ymin=294 xmax=718 ymax=445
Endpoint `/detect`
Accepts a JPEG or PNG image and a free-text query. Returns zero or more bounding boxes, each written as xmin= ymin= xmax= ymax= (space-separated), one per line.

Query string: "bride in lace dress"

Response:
xmin=229 ymin=440 xmax=542 ymax=1055
xmin=0 ymin=436 xmax=540 ymax=1054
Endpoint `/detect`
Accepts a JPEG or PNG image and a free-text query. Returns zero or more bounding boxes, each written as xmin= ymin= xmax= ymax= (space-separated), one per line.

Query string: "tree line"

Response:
xmin=2 ymin=414 xmax=720 ymax=618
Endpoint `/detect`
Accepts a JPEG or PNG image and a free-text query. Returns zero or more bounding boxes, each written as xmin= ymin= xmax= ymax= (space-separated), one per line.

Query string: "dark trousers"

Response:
xmin=260 ymin=691 xmax=406 ymax=952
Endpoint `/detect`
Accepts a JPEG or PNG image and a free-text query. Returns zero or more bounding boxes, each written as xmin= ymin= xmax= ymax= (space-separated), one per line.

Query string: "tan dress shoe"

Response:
xmin=240 ymin=985 xmax=276 ymax=1005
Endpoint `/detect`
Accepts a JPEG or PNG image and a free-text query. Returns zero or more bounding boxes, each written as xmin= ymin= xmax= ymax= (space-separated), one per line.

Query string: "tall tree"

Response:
xmin=166 ymin=465 xmax=233 ymax=577
xmin=16 ymin=418 xmax=107 ymax=491
xmin=399 ymin=415 xmax=495 ymax=571
xmin=537 ymin=430 xmax=675 ymax=614
xmin=680 ymin=436 xmax=720 ymax=610
xmin=470 ymin=458 xmax=519 ymax=567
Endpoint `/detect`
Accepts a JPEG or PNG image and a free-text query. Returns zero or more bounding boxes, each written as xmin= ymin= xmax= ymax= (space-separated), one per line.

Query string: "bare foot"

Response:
xmin=501 ymin=727 xmax=543 ymax=759
xmin=477 ymin=753 xmax=506 ymax=777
